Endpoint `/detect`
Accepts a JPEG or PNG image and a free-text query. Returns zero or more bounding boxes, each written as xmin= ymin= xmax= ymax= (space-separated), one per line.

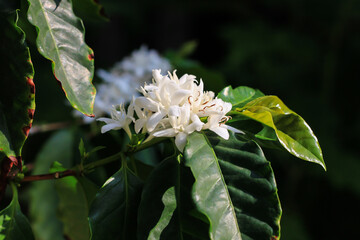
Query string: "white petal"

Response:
xmin=97 ymin=117 xmax=118 ymax=125
xmin=171 ymin=89 xmax=192 ymax=105
xmin=185 ymin=121 xmax=204 ymax=134
xmin=101 ymin=123 xmax=122 ymax=133
xmin=135 ymin=97 xmax=159 ymax=112
xmin=204 ymin=114 xmax=222 ymax=129
xmin=146 ymin=111 xmax=166 ymax=132
xmin=223 ymin=102 xmax=232 ymax=113
xmin=175 ymin=132 xmax=188 ymax=152
xmin=153 ymin=128 xmax=177 ymax=137
xmin=168 ymin=105 xmax=181 ymax=117
xmin=135 ymin=119 xmax=147 ymax=133
xmin=210 ymin=126 xmax=229 ymax=140
xmin=226 ymin=125 xmax=244 ymax=134
xmin=127 ymin=102 xmax=135 ymax=118
xmin=185 ymin=114 xmax=204 ymax=133
xmin=152 ymin=69 xmax=163 ymax=81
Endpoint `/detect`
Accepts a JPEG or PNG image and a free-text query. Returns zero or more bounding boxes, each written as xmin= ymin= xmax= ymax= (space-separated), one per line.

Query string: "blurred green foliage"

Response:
xmin=20 ymin=0 xmax=360 ymax=239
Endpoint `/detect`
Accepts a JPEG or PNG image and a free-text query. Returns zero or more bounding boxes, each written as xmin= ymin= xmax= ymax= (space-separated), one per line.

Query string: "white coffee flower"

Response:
xmin=97 ymin=104 xmax=134 ymax=138
xmin=98 ymin=69 xmax=242 ymax=152
xmin=153 ymin=105 xmax=204 ymax=151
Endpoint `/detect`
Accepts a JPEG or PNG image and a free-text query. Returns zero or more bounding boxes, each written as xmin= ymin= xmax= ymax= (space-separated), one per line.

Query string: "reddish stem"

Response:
xmin=20 ymin=170 xmax=77 ymax=182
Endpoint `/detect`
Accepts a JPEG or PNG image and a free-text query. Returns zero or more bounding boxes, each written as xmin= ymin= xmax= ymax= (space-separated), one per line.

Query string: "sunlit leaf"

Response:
xmin=27 ymin=0 xmax=96 ymax=116
xmin=184 ymin=132 xmax=242 ymax=240
xmin=218 ymin=85 xmax=264 ymax=108
xmin=206 ymin=132 xmax=282 ymax=240
xmin=0 ymin=183 xmax=34 ymax=240
xmin=147 ymin=187 xmax=177 ymax=239
xmin=236 ymin=95 xmax=326 ymax=170
xmin=184 ymin=132 xmax=282 ymax=240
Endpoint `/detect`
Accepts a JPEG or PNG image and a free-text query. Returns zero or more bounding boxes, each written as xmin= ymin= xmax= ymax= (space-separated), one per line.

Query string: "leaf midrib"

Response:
xmin=201 ymin=132 xmax=241 ymax=240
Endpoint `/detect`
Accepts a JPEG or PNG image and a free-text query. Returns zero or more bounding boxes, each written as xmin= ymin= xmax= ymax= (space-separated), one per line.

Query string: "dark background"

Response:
xmin=23 ymin=0 xmax=360 ymax=239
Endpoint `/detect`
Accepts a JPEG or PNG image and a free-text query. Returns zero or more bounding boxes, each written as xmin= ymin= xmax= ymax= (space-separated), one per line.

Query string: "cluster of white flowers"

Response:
xmin=75 ymin=46 xmax=171 ymax=122
xmin=98 ymin=69 xmax=241 ymax=152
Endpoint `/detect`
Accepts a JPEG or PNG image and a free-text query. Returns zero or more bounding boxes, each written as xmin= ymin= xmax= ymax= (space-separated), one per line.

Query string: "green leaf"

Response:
xmin=0 ymin=183 xmax=35 ymax=240
xmin=27 ymin=0 xmax=96 ymax=116
xmin=50 ymin=162 xmax=94 ymax=240
xmin=72 ymin=0 xmax=109 ymax=23
xmin=28 ymin=130 xmax=74 ymax=240
xmin=184 ymin=132 xmax=241 ymax=240
xmin=217 ymin=86 xmax=264 ymax=108
xmin=89 ymin=161 xmax=143 ymax=240
xmin=0 ymin=11 xmax=35 ymax=159
xmin=148 ymin=187 xmax=177 ymax=239
xmin=137 ymin=155 xmax=209 ymax=240
xmin=184 ymin=132 xmax=282 ymax=240
xmin=206 ymin=132 xmax=282 ymax=240
xmin=236 ymin=95 xmax=326 ymax=170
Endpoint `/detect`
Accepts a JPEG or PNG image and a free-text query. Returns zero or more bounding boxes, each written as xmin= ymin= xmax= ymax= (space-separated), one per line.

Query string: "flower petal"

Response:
xmin=226 ymin=125 xmax=244 ymax=134
xmin=210 ymin=126 xmax=229 ymax=140
xmin=153 ymin=128 xmax=177 ymax=137
xmin=135 ymin=97 xmax=159 ymax=112
xmin=147 ymin=111 xmax=166 ymax=132
xmin=175 ymin=132 xmax=188 ymax=152
xmin=135 ymin=118 xmax=147 ymax=133
xmin=101 ymin=123 xmax=122 ymax=133
xmin=97 ymin=117 xmax=118 ymax=125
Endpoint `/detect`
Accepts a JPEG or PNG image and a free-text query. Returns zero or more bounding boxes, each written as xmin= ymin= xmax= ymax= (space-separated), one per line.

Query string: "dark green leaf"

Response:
xmin=28 ymin=130 xmax=74 ymax=240
xmin=236 ymin=96 xmax=326 ymax=170
xmin=206 ymin=132 xmax=282 ymax=240
xmin=0 ymin=11 xmax=35 ymax=159
xmin=89 ymin=161 xmax=143 ymax=240
xmin=0 ymin=183 xmax=35 ymax=240
xmin=72 ymin=0 xmax=109 ymax=23
xmin=50 ymin=162 xmax=93 ymax=240
xmin=184 ymin=132 xmax=241 ymax=240
xmin=137 ymin=155 xmax=209 ymax=240
xmin=27 ymin=0 xmax=96 ymax=116
xmin=217 ymin=86 xmax=264 ymax=108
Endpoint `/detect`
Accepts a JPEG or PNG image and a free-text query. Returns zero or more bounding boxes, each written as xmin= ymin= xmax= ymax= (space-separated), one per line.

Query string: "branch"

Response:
xmin=20 ymin=169 xmax=76 ymax=182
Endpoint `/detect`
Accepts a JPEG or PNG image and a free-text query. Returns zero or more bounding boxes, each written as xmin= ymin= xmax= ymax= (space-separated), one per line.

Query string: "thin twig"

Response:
xmin=20 ymin=169 xmax=76 ymax=182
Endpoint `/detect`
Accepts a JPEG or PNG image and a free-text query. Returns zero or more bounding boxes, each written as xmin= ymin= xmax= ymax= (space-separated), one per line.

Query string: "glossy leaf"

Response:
xmin=218 ymin=86 xmax=264 ymax=108
xmin=137 ymin=155 xmax=209 ymax=240
xmin=236 ymin=96 xmax=326 ymax=170
xmin=72 ymin=0 xmax=109 ymax=23
xmin=0 ymin=183 xmax=35 ymax=240
xmin=0 ymin=11 xmax=35 ymax=159
xmin=29 ymin=130 xmax=74 ymax=240
xmin=185 ymin=132 xmax=282 ymax=240
xmin=184 ymin=132 xmax=241 ymax=240
xmin=206 ymin=132 xmax=282 ymax=240
xmin=89 ymin=161 xmax=143 ymax=240
xmin=27 ymin=0 xmax=96 ymax=116
xmin=51 ymin=162 xmax=96 ymax=240
xmin=148 ymin=187 xmax=177 ymax=239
